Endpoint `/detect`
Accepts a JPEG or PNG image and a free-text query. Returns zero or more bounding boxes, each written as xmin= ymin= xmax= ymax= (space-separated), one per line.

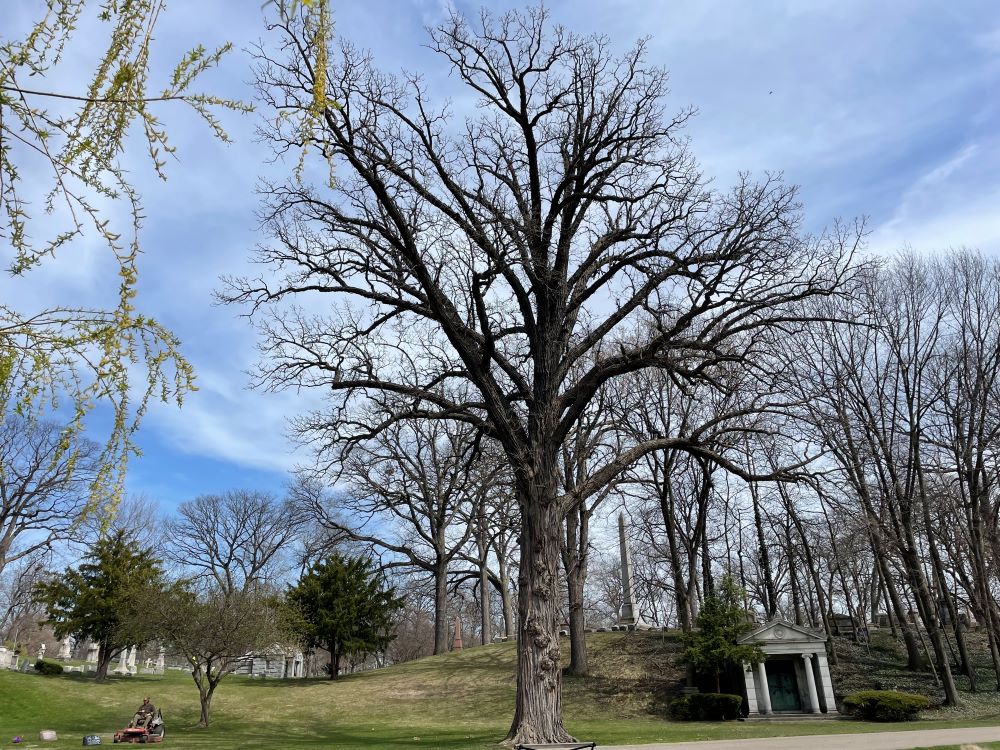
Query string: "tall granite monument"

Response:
xmin=617 ymin=513 xmax=649 ymax=629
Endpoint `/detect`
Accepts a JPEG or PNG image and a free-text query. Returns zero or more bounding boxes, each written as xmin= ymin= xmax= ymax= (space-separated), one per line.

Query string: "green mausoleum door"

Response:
xmin=767 ymin=660 xmax=802 ymax=712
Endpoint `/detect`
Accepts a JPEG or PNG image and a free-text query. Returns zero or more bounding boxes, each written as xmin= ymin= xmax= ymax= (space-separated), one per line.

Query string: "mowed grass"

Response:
xmin=3 ymin=633 xmax=1000 ymax=749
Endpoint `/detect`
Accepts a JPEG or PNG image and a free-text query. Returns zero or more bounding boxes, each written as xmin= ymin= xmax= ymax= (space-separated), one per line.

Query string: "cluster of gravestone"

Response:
xmin=0 ymin=640 xmax=168 ymax=675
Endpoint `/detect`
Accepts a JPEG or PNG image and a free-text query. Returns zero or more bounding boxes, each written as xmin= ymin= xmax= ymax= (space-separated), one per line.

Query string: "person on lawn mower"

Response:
xmin=129 ymin=697 xmax=156 ymax=729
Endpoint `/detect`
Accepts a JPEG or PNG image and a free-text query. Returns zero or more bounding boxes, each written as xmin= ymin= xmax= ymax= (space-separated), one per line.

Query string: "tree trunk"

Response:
xmin=922 ymin=494 xmax=976 ymax=689
xmin=790 ymin=509 xmax=836 ymax=664
xmin=566 ymin=558 xmax=587 ymax=677
xmin=198 ymin=682 xmax=217 ymax=727
xmin=966 ymin=500 xmax=1000 ymax=690
xmin=433 ymin=562 xmax=449 ymax=655
xmin=750 ymin=485 xmax=778 ymax=618
xmin=900 ymin=545 xmax=961 ymax=706
xmin=658 ymin=464 xmax=693 ymax=632
xmin=506 ymin=480 xmax=573 ymax=745
xmin=329 ymin=647 xmax=340 ymax=679
xmin=500 ymin=571 xmax=515 ymax=640
xmin=476 ymin=520 xmax=492 ymax=647
xmin=873 ymin=536 xmax=926 ymax=670
xmin=95 ymin=643 xmax=112 ymax=682
xmin=479 ymin=557 xmax=492 ymax=647
xmin=562 ymin=506 xmax=589 ymax=676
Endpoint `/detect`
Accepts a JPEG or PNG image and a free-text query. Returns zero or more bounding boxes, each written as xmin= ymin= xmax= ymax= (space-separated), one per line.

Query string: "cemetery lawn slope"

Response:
xmin=2 ymin=633 xmax=1000 ymax=750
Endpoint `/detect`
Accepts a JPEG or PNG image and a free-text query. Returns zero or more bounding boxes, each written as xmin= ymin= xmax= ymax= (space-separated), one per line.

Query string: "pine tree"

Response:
xmin=288 ymin=555 xmax=403 ymax=678
xmin=682 ymin=574 xmax=764 ymax=693
xmin=33 ymin=530 xmax=162 ymax=680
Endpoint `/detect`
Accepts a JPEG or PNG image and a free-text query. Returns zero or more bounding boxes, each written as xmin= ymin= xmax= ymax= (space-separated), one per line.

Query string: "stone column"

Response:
xmin=742 ymin=663 xmax=759 ymax=715
xmin=57 ymin=638 xmax=72 ymax=661
xmin=802 ymin=654 xmax=820 ymax=712
xmin=756 ymin=661 xmax=772 ymax=714
xmin=453 ymin=615 xmax=463 ymax=651
xmin=815 ymin=652 xmax=839 ymax=714
xmin=155 ymin=647 xmax=165 ymax=674
xmin=127 ymin=645 xmax=137 ymax=674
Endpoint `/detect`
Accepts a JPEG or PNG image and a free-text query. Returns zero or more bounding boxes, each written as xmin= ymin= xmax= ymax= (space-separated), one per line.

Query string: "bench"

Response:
xmin=514 ymin=743 xmax=597 ymax=750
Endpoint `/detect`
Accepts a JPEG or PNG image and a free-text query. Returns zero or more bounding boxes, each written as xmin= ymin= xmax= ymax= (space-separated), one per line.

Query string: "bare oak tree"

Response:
xmin=235 ymin=7 xmax=857 ymax=741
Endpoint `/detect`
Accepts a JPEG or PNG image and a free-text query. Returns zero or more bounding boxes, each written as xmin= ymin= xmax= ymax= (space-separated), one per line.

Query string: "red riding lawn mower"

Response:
xmin=113 ymin=710 xmax=165 ymax=743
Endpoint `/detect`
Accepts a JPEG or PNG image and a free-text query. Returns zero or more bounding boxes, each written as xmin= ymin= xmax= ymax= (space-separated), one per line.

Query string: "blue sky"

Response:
xmin=4 ymin=0 xmax=1000 ymax=513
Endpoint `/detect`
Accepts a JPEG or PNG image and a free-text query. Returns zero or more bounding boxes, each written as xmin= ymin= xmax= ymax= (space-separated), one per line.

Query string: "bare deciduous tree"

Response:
xmin=294 ymin=417 xmax=480 ymax=654
xmin=165 ymin=490 xmax=302 ymax=593
xmin=236 ymin=7 xmax=857 ymax=741
xmin=0 ymin=417 xmax=99 ymax=576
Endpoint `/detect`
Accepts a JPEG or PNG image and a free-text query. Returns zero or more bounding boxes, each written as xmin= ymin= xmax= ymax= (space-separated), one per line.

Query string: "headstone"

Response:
xmin=115 ymin=647 xmax=129 ymax=674
xmin=452 ymin=616 xmax=463 ymax=651
xmin=36 ymin=643 xmax=46 ymax=660
xmin=616 ymin=513 xmax=649 ymax=629
xmin=85 ymin=642 xmax=99 ymax=663
xmin=126 ymin=645 xmax=137 ymax=674
xmin=57 ymin=638 xmax=72 ymax=661
xmin=155 ymin=647 xmax=165 ymax=673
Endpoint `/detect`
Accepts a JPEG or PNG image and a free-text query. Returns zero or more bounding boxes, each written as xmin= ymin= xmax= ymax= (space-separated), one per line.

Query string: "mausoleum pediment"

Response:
xmin=739 ymin=619 xmax=825 ymax=645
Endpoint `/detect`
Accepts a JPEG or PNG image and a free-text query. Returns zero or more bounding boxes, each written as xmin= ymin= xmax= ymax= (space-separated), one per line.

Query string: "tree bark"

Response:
xmin=95 ymin=642 xmax=112 ymax=682
xmin=750 ymin=483 xmax=778 ymax=618
xmin=506 ymin=479 xmax=572 ymax=745
xmin=479 ymin=555 xmax=492 ymax=647
xmin=876 ymin=549 xmax=926 ymax=670
xmin=198 ymin=683 xmax=216 ymax=727
xmin=433 ymin=561 xmax=449 ymax=655
xmin=562 ymin=505 xmax=589 ymax=676
xmin=498 ymin=562 xmax=515 ymax=640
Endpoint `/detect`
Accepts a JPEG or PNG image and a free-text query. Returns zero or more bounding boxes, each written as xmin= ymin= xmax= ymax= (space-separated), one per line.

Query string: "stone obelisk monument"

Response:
xmin=617 ymin=513 xmax=648 ymax=629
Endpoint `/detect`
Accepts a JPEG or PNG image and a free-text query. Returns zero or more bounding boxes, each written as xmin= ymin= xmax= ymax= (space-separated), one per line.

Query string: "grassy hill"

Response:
xmin=2 ymin=632 xmax=1000 ymax=750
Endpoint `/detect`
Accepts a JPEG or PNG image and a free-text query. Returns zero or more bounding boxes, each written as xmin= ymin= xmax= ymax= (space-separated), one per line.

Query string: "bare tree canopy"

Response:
xmin=236 ymin=6 xmax=858 ymax=742
xmin=165 ymin=489 xmax=303 ymax=593
xmin=0 ymin=417 xmax=100 ymax=576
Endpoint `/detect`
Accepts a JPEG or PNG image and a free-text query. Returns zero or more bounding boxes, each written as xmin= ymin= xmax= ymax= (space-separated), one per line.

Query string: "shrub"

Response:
xmin=669 ymin=696 xmax=692 ymax=720
xmin=34 ymin=659 xmax=63 ymax=676
xmin=670 ymin=692 xmax=744 ymax=721
xmin=843 ymin=690 xmax=929 ymax=722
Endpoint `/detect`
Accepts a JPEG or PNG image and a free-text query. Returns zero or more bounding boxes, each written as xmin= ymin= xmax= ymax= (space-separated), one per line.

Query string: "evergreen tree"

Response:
xmin=34 ymin=530 xmax=162 ymax=680
xmin=682 ymin=573 xmax=764 ymax=693
xmin=288 ymin=554 xmax=403 ymax=679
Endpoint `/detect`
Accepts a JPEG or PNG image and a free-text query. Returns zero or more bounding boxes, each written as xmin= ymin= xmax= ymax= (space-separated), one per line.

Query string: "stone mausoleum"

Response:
xmin=739 ymin=620 xmax=838 ymax=717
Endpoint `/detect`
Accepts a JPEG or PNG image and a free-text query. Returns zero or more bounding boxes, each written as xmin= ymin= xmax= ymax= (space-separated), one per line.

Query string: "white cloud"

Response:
xmin=870 ymin=141 xmax=1000 ymax=255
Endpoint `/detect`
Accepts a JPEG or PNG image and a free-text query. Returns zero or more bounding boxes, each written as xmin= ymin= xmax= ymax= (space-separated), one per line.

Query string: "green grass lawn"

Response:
xmin=2 ymin=634 xmax=1000 ymax=749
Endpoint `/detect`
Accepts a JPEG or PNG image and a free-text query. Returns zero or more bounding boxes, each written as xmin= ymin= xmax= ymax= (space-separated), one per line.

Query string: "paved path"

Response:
xmin=601 ymin=725 xmax=1000 ymax=750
